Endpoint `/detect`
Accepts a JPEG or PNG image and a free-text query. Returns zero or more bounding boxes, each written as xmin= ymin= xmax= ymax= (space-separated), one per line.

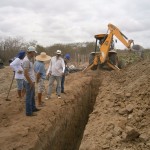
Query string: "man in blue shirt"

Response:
xmin=61 ymin=53 xmax=70 ymax=94
xmin=34 ymin=52 xmax=51 ymax=107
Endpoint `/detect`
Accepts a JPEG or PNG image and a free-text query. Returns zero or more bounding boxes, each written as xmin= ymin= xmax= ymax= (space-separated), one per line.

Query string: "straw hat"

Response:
xmin=36 ymin=52 xmax=51 ymax=61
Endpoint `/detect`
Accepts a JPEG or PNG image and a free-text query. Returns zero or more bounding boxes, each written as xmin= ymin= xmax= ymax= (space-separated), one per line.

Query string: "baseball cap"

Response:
xmin=17 ymin=50 xmax=26 ymax=59
xmin=65 ymin=53 xmax=70 ymax=60
xmin=27 ymin=46 xmax=37 ymax=53
xmin=56 ymin=50 xmax=62 ymax=55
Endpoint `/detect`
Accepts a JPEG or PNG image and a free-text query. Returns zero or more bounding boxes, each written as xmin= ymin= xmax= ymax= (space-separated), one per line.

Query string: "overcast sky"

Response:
xmin=0 ymin=0 xmax=150 ymax=49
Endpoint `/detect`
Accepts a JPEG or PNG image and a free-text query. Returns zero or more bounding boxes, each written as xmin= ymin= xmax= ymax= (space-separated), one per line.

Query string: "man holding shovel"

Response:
xmin=10 ymin=50 xmax=26 ymax=100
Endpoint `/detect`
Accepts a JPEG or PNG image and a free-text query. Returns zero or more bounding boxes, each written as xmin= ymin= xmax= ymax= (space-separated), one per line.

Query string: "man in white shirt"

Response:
xmin=46 ymin=50 xmax=65 ymax=99
xmin=22 ymin=46 xmax=40 ymax=116
xmin=10 ymin=50 xmax=26 ymax=99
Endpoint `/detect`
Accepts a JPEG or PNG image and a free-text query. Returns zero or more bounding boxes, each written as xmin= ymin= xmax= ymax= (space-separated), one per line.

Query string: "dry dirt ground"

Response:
xmin=80 ymin=59 xmax=150 ymax=150
xmin=0 ymin=56 xmax=150 ymax=150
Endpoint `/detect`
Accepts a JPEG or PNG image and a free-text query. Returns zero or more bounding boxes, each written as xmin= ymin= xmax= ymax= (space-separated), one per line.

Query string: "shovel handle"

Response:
xmin=6 ymin=72 xmax=15 ymax=100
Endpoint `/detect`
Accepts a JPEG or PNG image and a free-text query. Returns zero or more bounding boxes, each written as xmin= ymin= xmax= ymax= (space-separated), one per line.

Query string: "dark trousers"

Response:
xmin=56 ymin=75 xmax=66 ymax=93
xmin=24 ymin=81 xmax=36 ymax=115
xmin=61 ymin=75 xmax=65 ymax=92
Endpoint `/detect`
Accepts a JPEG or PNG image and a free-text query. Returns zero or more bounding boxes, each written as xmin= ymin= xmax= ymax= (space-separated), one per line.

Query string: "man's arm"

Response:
xmin=10 ymin=58 xmax=19 ymax=72
xmin=46 ymin=59 xmax=52 ymax=75
xmin=62 ymin=59 xmax=65 ymax=73
xmin=23 ymin=59 xmax=35 ymax=88
xmin=24 ymin=68 xmax=32 ymax=84
xmin=24 ymin=68 xmax=35 ymax=88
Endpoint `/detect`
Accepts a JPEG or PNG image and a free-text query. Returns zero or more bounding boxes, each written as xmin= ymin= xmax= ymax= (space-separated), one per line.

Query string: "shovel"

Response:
xmin=5 ymin=72 xmax=15 ymax=101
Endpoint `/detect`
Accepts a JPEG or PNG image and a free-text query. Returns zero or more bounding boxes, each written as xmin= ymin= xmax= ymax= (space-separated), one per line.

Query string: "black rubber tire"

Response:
xmin=118 ymin=60 xmax=126 ymax=69
xmin=89 ymin=53 xmax=98 ymax=70
xmin=109 ymin=53 xmax=118 ymax=66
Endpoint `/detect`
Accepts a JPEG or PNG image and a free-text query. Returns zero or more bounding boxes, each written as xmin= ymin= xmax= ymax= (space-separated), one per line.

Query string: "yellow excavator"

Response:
xmin=84 ymin=23 xmax=134 ymax=71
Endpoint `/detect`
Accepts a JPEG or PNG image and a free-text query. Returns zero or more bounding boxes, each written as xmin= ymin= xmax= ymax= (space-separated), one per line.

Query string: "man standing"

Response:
xmin=23 ymin=46 xmax=39 ymax=116
xmin=46 ymin=50 xmax=65 ymax=99
xmin=60 ymin=53 xmax=70 ymax=94
xmin=10 ymin=50 xmax=26 ymax=99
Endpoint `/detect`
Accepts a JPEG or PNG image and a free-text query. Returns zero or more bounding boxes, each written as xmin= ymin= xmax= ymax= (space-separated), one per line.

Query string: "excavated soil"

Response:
xmin=0 ymin=57 xmax=150 ymax=150
xmin=80 ymin=59 xmax=150 ymax=150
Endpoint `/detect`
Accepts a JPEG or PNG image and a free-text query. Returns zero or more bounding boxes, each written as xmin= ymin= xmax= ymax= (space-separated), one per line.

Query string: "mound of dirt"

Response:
xmin=80 ymin=59 xmax=150 ymax=150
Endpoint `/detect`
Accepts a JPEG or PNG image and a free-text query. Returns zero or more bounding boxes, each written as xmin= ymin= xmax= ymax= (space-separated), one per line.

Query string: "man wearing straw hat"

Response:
xmin=46 ymin=50 xmax=65 ymax=99
xmin=34 ymin=52 xmax=51 ymax=107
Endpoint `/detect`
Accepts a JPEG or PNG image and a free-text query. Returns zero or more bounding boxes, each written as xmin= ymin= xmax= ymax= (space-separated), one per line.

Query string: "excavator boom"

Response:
xmin=108 ymin=23 xmax=134 ymax=49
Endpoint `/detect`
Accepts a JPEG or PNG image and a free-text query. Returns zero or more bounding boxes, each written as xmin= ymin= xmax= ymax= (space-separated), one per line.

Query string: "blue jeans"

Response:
xmin=24 ymin=80 xmax=36 ymax=115
xmin=61 ymin=75 xmax=65 ymax=92
xmin=47 ymin=75 xmax=61 ymax=97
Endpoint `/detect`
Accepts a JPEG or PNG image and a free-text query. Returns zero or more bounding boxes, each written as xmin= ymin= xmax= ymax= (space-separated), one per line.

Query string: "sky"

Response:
xmin=0 ymin=0 xmax=150 ymax=49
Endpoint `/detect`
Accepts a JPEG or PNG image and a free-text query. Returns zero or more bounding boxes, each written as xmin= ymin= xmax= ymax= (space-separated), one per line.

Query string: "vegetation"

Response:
xmin=0 ymin=36 xmax=96 ymax=65
xmin=0 ymin=36 xmax=149 ymax=66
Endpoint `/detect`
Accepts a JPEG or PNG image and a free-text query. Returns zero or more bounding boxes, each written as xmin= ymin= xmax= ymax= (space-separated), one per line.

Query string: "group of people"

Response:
xmin=10 ymin=46 xmax=70 ymax=116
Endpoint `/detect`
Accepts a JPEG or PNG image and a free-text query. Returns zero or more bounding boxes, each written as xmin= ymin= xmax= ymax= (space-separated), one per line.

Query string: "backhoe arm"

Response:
xmin=99 ymin=32 xmax=113 ymax=63
xmin=100 ymin=23 xmax=134 ymax=64
xmin=108 ymin=23 xmax=134 ymax=49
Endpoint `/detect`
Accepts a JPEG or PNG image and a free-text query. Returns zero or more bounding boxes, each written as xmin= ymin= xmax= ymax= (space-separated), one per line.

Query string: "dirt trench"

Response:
xmin=0 ymin=70 xmax=101 ymax=150
xmin=33 ymin=74 xmax=101 ymax=150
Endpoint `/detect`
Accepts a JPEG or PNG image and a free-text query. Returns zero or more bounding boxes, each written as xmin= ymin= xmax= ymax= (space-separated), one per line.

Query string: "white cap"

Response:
xmin=27 ymin=46 xmax=37 ymax=53
xmin=56 ymin=50 xmax=62 ymax=55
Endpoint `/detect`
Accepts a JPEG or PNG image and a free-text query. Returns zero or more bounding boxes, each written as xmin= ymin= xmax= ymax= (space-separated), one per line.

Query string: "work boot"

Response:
xmin=61 ymin=91 xmax=66 ymax=94
xmin=26 ymin=112 xmax=37 ymax=117
xmin=33 ymin=108 xmax=40 ymax=112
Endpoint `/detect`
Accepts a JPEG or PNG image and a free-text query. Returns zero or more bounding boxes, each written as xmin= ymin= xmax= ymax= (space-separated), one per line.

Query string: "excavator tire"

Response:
xmin=118 ymin=59 xmax=126 ymax=69
xmin=109 ymin=52 xmax=126 ymax=69
xmin=109 ymin=52 xmax=118 ymax=66
xmin=89 ymin=53 xmax=98 ymax=70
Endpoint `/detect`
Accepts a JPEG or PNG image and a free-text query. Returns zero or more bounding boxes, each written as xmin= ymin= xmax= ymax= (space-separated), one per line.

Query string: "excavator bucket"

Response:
xmin=131 ymin=44 xmax=144 ymax=51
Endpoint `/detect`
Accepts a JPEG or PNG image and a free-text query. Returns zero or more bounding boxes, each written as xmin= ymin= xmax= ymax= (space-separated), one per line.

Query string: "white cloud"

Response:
xmin=0 ymin=0 xmax=150 ymax=48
